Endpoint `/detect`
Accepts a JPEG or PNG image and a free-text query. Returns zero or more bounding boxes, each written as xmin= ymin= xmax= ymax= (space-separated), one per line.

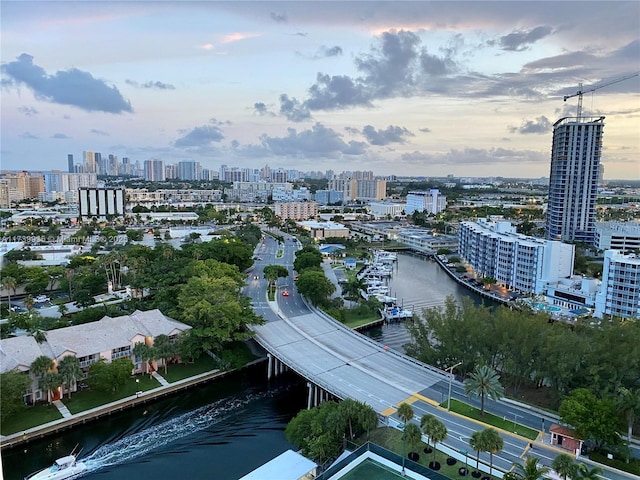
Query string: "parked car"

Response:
xmin=33 ymin=295 xmax=50 ymax=303
xmin=282 ymin=290 xmax=289 ymax=297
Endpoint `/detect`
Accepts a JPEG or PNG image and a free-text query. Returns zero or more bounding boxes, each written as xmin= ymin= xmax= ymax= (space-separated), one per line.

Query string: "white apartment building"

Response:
xmin=224 ymin=181 xmax=291 ymax=203
xmin=458 ymin=219 xmax=575 ymax=295
xmin=275 ymin=201 xmax=318 ymax=221
xmin=272 ymin=186 xmax=311 ymax=202
xmin=126 ymin=188 xmax=222 ymax=206
xmin=405 ymin=189 xmax=447 ymax=215
xmin=144 ymin=159 xmax=166 ymax=181
xmin=368 ymin=202 xmax=406 ymax=219
xmin=78 ymin=187 xmax=126 ymax=219
xmin=595 ymin=222 xmax=640 ymax=253
xmin=594 ymin=251 xmax=640 ymax=319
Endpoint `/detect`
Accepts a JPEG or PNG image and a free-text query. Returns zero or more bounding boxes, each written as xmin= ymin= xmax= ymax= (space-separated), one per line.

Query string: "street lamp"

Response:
xmin=447 ymin=361 xmax=462 ymax=411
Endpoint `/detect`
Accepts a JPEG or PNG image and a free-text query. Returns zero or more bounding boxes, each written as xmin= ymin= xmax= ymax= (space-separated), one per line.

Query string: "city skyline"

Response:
xmin=1 ymin=1 xmax=639 ymax=179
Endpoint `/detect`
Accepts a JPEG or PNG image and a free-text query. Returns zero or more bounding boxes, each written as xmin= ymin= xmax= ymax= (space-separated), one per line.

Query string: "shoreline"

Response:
xmin=0 ymin=357 xmax=267 ymax=452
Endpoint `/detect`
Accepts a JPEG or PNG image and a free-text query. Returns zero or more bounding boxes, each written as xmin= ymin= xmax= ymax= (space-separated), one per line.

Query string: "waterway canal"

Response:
xmin=2 ymin=252 xmax=470 ymax=480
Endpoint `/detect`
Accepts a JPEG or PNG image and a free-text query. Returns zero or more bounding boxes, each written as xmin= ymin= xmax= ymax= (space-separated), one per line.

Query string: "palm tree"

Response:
xmin=40 ymin=372 xmax=63 ymax=403
xmin=133 ymin=342 xmax=155 ymax=377
xmin=57 ymin=355 xmax=82 ymax=399
xmin=429 ymin=418 xmax=448 ymax=465
xmin=513 ymin=456 xmax=549 ymax=480
xmin=153 ymin=334 xmax=176 ymax=375
xmin=397 ymin=402 xmax=414 ymax=475
xmin=469 ymin=430 xmax=483 ymax=473
xmin=358 ymin=404 xmax=379 ymax=440
xmin=575 ymin=464 xmax=603 ymax=480
xmin=420 ymin=414 xmax=435 ymax=450
xmin=24 ymin=295 xmax=34 ymax=313
xmin=1 ymin=275 xmax=17 ymax=308
xmin=404 ymin=423 xmax=422 ymax=460
xmin=479 ymin=428 xmax=503 ymax=478
xmin=616 ymin=387 xmax=640 ymax=443
xmin=30 ymin=355 xmax=54 ymax=399
xmin=339 ymin=398 xmax=361 ymax=439
xmin=463 ymin=365 xmax=505 ymax=415
xmin=552 ymin=454 xmax=578 ymax=480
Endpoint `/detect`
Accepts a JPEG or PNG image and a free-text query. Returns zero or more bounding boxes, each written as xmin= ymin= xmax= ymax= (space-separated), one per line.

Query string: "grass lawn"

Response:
xmin=359 ymin=427 xmax=499 ymax=479
xmin=444 ymin=399 xmax=539 ymax=440
xmin=64 ymin=374 xmax=160 ymax=414
xmin=1 ymin=403 xmax=63 ymax=436
xmin=162 ymin=354 xmax=219 ymax=383
xmin=342 ymin=309 xmax=381 ymax=328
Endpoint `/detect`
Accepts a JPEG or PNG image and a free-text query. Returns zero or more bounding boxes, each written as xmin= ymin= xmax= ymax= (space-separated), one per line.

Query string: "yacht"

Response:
xmin=25 ymin=449 xmax=87 ymax=480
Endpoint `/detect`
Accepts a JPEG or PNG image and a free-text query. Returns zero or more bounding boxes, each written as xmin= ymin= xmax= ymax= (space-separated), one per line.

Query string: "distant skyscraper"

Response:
xmin=177 ymin=161 xmax=201 ymax=180
xmin=67 ymin=154 xmax=74 ymax=173
xmin=546 ymin=116 xmax=604 ymax=245
xmin=143 ymin=159 xmax=165 ymax=181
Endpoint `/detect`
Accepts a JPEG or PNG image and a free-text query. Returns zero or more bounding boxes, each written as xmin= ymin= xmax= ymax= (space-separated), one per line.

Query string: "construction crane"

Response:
xmin=563 ymin=72 xmax=639 ymax=120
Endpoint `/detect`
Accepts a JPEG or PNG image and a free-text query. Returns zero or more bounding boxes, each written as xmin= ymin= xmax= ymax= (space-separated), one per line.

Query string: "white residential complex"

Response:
xmin=78 ymin=187 xmax=126 ymax=219
xmin=546 ymin=117 xmax=604 ymax=245
xmin=405 ymin=189 xmax=447 ymax=215
xmin=458 ymin=219 xmax=575 ymax=295
xmin=595 ymin=251 xmax=640 ymax=319
xmin=274 ymin=201 xmax=318 ymax=221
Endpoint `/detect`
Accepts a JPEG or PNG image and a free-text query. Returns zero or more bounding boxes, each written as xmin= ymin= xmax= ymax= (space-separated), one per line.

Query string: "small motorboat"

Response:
xmin=26 ymin=446 xmax=87 ymax=480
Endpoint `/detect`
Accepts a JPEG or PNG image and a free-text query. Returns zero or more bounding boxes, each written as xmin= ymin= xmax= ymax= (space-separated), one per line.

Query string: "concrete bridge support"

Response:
xmin=306 ymin=382 xmax=332 ymax=409
xmin=267 ymin=353 xmax=288 ymax=380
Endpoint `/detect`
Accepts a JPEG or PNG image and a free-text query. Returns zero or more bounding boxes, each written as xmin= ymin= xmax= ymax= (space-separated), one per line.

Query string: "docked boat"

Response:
xmin=26 ymin=447 xmax=87 ymax=480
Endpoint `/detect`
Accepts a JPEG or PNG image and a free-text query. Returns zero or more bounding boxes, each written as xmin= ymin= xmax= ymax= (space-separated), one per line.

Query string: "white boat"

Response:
xmin=26 ymin=449 xmax=87 ymax=480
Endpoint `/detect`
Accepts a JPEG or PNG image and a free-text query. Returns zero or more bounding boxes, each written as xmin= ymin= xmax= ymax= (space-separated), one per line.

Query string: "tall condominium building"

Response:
xmin=144 ymin=159 xmax=166 ymax=181
xmin=83 ymin=151 xmax=97 ymax=173
xmin=68 ymin=154 xmax=74 ymax=173
xmin=546 ymin=116 xmax=604 ymax=245
xmin=177 ymin=161 xmax=202 ymax=180
xmin=459 ymin=219 xmax=575 ymax=295
xmin=405 ymin=189 xmax=447 ymax=215
xmin=79 ymin=187 xmax=125 ymax=219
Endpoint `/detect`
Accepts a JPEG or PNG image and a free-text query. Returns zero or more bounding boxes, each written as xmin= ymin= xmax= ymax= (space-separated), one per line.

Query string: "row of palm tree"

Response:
xmin=29 ymin=354 xmax=82 ymax=402
xmin=505 ymin=454 xmax=603 ymax=480
xmin=397 ymin=403 xmax=449 ymax=474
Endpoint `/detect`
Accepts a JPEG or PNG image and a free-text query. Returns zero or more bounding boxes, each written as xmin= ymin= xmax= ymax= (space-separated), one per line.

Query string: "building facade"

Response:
xmin=595 ymin=222 xmax=640 ymax=253
xmin=275 ymin=201 xmax=318 ymax=221
xmin=594 ymin=250 xmax=640 ymax=319
xmin=78 ymin=187 xmax=126 ymax=219
xmin=144 ymin=159 xmax=166 ymax=182
xmin=405 ymin=189 xmax=447 ymax=215
xmin=546 ymin=117 xmax=604 ymax=244
xmin=459 ymin=219 xmax=575 ymax=295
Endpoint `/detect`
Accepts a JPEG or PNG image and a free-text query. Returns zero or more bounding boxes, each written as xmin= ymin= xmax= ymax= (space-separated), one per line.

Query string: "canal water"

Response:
xmin=2 ymin=253 xmax=467 ymax=480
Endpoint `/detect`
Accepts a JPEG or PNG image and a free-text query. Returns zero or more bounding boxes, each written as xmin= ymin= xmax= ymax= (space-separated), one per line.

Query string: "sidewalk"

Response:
xmin=52 ymin=400 xmax=72 ymax=418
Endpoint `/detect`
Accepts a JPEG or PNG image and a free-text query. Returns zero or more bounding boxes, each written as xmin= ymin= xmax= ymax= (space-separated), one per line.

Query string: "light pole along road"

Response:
xmin=244 ymin=232 xmax=630 ymax=480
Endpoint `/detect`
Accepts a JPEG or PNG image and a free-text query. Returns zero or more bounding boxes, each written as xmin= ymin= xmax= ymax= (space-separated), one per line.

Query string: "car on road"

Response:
xmin=33 ymin=295 xmax=50 ymax=303
xmin=282 ymin=290 xmax=289 ymax=297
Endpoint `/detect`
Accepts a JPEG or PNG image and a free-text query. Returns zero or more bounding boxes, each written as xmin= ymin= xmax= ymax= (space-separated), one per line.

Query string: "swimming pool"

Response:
xmin=534 ymin=303 xmax=561 ymax=313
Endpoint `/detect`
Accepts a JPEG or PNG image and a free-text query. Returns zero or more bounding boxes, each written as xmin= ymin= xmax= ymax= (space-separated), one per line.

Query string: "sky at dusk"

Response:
xmin=1 ymin=1 xmax=639 ymax=179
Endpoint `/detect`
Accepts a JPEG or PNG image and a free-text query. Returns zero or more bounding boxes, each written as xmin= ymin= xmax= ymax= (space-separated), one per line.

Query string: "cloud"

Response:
xmin=20 ymin=132 xmax=38 ymax=139
xmin=254 ymin=102 xmax=275 ymax=116
xmin=419 ymin=127 xmax=431 ymax=133
xmin=90 ymin=129 xmax=109 ymax=136
xmin=18 ymin=106 xmax=39 ymax=116
xmin=493 ymin=26 xmax=553 ymax=51
xmin=209 ymin=118 xmax=231 ymax=126
xmin=1 ymin=53 xmax=133 ymax=113
xmin=259 ymin=123 xmax=367 ymax=158
xmin=362 ymin=125 xmax=414 ymax=145
xmin=279 ymin=94 xmax=311 ymax=122
xmin=51 ymin=133 xmax=70 ymax=139
xmin=508 ymin=116 xmax=552 ymax=134
xmin=174 ymin=124 xmax=224 ymax=147
xmin=400 ymin=147 xmax=546 ymax=166
xmin=269 ymin=30 xmax=459 ymax=116
xmin=270 ymin=12 xmax=287 ymax=23
xmin=126 ymin=79 xmax=175 ymax=90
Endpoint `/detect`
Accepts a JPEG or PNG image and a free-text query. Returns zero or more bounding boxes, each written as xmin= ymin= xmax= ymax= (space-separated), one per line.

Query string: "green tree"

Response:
xmin=425 ymin=416 xmax=447 ymax=463
xmin=293 ymin=247 xmax=323 ymax=272
xmin=175 ymin=330 xmax=202 ymax=364
xmin=559 ymin=388 xmax=620 ymax=448
xmin=1 ymin=275 xmax=17 ymax=307
xmin=397 ymin=402 xmax=414 ymax=474
xmin=296 ymin=269 xmax=336 ymax=307
xmin=57 ymin=355 xmax=82 ymax=399
xmin=479 ymin=428 xmax=503 ymax=478
xmin=404 ymin=422 xmax=422 ymax=456
xmin=263 ymin=264 xmax=289 ymax=288
xmin=551 ymin=453 xmax=577 ymax=480
xmin=575 ymin=464 xmax=603 ymax=480
xmin=30 ymin=355 xmax=53 ymax=394
xmin=0 ymin=371 xmax=30 ymax=421
xmin=469 ymin=430 xmax=483 ymax=471
xmin=153 ymin=334 xmax=176 ymax=375
xmin=463 ymin=365 xmax=505 ymax=415
xmin=358 ymin=404 xmax=379 ymax=440
xmin=616 ymin=387 xmax=640 ymax=443
xmin=40 ymin=372 xmax=63 ymax=403
xmin=133 ymin=342 xmax=156 ymax=377
xmin=513 ymin=456 xmax=549 ymax=480
xmin=88 ymin=358 xmax=134 ymax=392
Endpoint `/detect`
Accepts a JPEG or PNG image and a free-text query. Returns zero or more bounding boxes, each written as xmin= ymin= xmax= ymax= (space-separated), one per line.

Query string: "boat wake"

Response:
xmin=80 ymin=389 xmax=270 ymax=474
